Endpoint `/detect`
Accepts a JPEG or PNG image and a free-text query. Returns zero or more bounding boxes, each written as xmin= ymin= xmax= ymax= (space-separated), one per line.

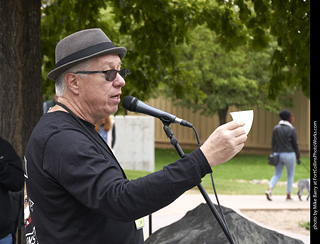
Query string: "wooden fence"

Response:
xmin=144 ymin=89 xmax=310 ymax=156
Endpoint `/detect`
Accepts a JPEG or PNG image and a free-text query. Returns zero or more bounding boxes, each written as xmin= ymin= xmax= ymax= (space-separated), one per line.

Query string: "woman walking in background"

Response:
xmin=265 ymin=110 xmax=301 ymax=201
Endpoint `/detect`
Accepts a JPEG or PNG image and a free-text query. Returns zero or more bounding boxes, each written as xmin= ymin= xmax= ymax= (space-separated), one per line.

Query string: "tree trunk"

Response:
xmin=218 ymin=106 xmax=229 ymax=125
xmin=0 ymin=2 xmax=42 ymax=244
xmin=0 ymin=0 xmax=42 ymax=157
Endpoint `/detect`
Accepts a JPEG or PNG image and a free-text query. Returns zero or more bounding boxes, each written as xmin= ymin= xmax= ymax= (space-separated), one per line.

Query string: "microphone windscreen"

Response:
xmin=122 ymin=96 xmax=138 ymax=111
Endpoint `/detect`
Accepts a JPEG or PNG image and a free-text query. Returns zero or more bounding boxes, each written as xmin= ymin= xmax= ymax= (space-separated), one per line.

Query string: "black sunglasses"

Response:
xmin=74 ymin=68 xmax=129 ymax=81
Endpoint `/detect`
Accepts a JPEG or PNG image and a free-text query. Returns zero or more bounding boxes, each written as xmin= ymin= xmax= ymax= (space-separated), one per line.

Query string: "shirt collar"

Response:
xmin=279 ymin=120 xmax=293 ymax=128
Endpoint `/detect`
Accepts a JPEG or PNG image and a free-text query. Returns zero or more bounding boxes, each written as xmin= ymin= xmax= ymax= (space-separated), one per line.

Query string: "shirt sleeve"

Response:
xmin=44 ymin=129 xmax=211 ymax=222
xmin=0 ymin=140 xmax=24 ymax=192
xmin=271 ymin=128 xmax=276 ymax=152
xmin=291 ymin=128 xmax=300 ymax=159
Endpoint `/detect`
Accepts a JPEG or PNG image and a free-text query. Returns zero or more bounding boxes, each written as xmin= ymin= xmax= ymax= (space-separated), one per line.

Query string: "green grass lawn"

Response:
xmin=124 ymin=148 xmax=310 ymax=195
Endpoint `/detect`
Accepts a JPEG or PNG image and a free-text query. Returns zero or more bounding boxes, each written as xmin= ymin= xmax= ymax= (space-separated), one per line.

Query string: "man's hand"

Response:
xmin=200 ymin=121 xmax=247 ymax=167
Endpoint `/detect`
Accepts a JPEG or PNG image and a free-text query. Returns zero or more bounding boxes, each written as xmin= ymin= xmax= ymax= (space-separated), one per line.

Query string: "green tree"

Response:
xmin=41 ymin=0 xmax=197 ymax=102
xmin=41 ymin=0 xmax=310 ymax=103
xmin=197 ymin=0 xmax=310 ymax=99
xmin=167 ymin=25 xmax=294 ymax=125
xmin=41 ymin=0 xmax=110 ymax=101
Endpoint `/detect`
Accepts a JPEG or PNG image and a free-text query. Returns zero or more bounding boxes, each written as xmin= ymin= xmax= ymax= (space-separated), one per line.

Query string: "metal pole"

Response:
xmin=162 ymin=124 xmax=236 ymax=244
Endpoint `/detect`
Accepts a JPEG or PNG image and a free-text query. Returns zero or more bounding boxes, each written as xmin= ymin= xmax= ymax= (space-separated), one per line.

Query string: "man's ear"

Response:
xmin=65 ymin=73 xmax=80 ymax=95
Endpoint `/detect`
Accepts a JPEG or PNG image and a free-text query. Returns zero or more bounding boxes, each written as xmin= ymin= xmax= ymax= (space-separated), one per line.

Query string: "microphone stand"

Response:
xmin=162 ymin=122 xmax=236 ymax=244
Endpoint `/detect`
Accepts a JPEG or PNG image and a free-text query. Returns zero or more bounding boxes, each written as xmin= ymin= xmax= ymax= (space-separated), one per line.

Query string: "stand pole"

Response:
xmin=149 ymin=214 xmax=152 ymax=236
xmin=163 ymin=124 xmax=236 ymax=244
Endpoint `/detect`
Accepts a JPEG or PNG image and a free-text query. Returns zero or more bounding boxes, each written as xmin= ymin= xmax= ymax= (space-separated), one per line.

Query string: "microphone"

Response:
xmin=122 ymin=96 xmax=193 ymax=128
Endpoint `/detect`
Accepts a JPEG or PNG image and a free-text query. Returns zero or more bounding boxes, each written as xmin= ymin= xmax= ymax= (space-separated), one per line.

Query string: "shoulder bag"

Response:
xmin=268 ymin=153 xmax=279 ymax=166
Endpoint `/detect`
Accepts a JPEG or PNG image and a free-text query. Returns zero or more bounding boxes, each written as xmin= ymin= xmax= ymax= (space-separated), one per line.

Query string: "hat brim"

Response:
xmin=47 ymin=47 xmax=127 ymax=81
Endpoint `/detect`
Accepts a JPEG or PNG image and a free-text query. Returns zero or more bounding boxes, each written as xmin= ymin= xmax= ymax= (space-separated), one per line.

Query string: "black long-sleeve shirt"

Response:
xmin=0 ymin=137 xmax=24 ymax=239
xmin=24 ymin=111 xmax=211 ymax=244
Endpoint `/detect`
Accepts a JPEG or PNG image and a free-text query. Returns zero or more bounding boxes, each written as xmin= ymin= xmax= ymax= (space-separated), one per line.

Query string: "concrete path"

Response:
xmin=143 ymin=191 xmax=310 ymax=243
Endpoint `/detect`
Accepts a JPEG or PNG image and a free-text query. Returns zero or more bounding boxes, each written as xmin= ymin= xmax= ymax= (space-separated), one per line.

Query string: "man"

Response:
xmin=0 ymin=137 xmax=24 ymax=244
xmin=24 ymin=28 xmax=247 ymax=243
xmin=265 ymin=109 xmax=301 ymax=201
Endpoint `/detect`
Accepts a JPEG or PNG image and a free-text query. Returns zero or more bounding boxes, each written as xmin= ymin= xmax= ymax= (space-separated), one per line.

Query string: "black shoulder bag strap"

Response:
xmin=56 ymin=102 xmax=126 ymax=178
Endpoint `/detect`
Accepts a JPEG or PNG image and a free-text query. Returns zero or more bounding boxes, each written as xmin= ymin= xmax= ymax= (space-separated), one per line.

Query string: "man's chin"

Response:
xmin=106 ymin=105 xmax=118 ymax=115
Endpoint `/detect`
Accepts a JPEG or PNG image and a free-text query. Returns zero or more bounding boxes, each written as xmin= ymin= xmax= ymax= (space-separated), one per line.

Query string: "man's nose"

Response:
xmin=113 ymin=73 xmax=125 ymax=87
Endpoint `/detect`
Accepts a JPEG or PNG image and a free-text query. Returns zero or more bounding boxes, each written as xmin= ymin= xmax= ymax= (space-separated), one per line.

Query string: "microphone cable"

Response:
xmin=123 ymin=96 xmax=236 ymax=243
xmin=191 ymin=125 xmax=236 ymax=244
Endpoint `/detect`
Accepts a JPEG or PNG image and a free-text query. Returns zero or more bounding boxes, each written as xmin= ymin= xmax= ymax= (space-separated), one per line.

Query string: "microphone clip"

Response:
xmin=162 ymin=122 xmax=183 ymax=157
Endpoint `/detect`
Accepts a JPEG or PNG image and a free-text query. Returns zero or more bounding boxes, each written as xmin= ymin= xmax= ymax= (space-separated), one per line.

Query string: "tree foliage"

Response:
xmin=166 ymin=25 xmax=295 ymax=125
xmin=41 ymin=0 xmax=110 ymax=100
xmin=237 ymin=0 xmax=310 ymax=99
xmin=191 ymin=0 xmax=310 ymax=99
xmin=41 ymin=0 xmax=310 ymax=104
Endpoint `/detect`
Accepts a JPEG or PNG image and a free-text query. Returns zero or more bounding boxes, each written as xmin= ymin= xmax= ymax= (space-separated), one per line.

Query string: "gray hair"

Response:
xmin=55 ymin=58 xmax=95 ymax=96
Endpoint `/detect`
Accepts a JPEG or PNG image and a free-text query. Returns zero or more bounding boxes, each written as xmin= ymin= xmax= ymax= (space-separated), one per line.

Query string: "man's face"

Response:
xmin=77 ymin=54 xmax=125 ymax=123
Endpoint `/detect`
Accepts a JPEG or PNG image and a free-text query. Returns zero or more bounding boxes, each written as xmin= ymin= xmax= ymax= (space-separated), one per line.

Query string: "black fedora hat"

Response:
xmin=48 ymin=28 xmax=127 ymax=81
